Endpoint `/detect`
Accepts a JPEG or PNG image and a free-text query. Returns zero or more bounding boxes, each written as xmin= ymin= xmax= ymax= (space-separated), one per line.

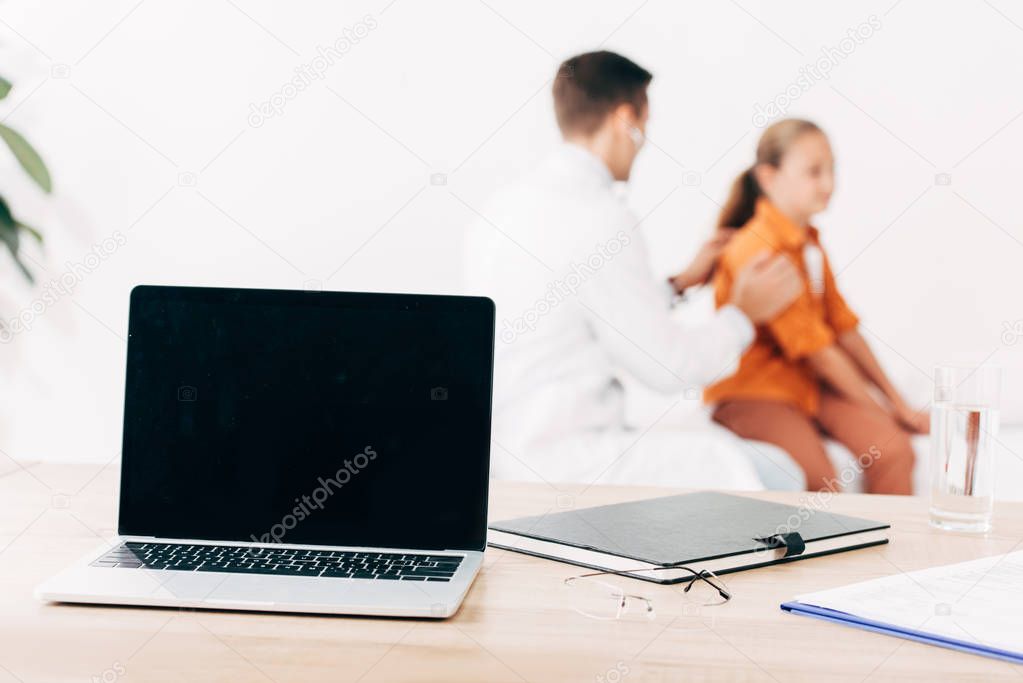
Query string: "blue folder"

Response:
xmin=781 ymin=601 xmax=1023 ymax=665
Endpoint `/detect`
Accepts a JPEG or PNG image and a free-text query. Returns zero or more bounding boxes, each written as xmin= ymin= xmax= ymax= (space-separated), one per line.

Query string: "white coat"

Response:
xmin=464 ymin=143 xmax=767 ymax=490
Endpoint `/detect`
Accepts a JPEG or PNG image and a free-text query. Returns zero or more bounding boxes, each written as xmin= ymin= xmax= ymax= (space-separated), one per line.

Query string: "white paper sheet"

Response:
xmin=794 ymin=550 xmax=1023 ymax=653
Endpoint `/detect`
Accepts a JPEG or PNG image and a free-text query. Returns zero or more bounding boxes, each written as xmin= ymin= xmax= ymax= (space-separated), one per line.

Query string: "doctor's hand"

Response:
xmin=730 ymin=251 xmax=802 ymax=324
xmin=670 ymin=229 xmax=733 ymax=293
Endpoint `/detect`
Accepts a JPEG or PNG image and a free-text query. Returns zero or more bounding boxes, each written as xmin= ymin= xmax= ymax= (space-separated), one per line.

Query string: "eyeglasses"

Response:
xmin=563 ymin=564 xmax=731 ymax=621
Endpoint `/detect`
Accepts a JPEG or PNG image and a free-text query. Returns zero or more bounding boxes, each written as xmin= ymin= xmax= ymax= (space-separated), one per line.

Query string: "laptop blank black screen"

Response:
xmin=119 ymin=286 xmax=494 ymax=551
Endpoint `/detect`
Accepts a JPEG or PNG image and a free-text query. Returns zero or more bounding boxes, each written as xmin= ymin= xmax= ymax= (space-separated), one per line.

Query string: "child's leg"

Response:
xmin=713 ymin=400 xmax=836 ymax=492
xmin=814 ymin=391 xmax=915 ymax=494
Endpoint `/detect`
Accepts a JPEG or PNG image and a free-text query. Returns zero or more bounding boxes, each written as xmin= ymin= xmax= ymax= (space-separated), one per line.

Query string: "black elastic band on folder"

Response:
xmin=753 ymin=532 xmax=806 ymax=557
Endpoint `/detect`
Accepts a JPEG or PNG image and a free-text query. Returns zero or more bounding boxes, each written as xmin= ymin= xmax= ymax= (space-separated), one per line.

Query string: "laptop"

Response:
xmin=36 ymin=285 xmax=495 ymax=618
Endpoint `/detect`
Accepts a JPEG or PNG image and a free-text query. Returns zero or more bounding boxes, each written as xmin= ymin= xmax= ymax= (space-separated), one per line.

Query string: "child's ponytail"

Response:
xmin=718 ymin=166 xmax=761 ymax=230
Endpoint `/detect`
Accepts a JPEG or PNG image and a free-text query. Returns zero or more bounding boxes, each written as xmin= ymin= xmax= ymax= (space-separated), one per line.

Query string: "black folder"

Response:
xmin=488 ymin=492 xmax=889 ymax=583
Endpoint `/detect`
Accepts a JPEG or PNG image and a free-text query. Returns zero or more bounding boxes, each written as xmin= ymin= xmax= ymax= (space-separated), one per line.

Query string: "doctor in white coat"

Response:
xmin=464 ymin=51 xmax=802 ymax=491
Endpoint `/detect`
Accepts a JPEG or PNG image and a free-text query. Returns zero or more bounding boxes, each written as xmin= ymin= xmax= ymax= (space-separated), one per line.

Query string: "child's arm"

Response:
xmin=805 ymin=344 xmax=887 ymax=412
xmin=808 ymin=245 xmax=927 ymax=431
xmin=836 ymin=329 xmax=929 ymax=433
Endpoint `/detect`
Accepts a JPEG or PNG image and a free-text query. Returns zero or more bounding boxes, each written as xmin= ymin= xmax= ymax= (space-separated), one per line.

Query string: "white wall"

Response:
xmin=1 ymin=0 xmax=1021 ymax=463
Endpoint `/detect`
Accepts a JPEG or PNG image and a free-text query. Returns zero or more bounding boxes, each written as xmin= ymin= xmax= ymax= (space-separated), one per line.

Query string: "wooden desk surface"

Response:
xmin=2 ymin=461 xmax=1022 ymax=683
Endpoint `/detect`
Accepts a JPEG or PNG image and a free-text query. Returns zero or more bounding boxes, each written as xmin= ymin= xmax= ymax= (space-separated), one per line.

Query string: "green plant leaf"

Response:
xmin=0 ymin=223 xmax=19 ymax=257
xmin=0 ymin=194 xmax=13 ymax=227
xmin=0 ymin=216 xmax=16 ymax=244
xmin=0 ymin=76 xmax=11 ymax=100
xmin=17 ymin=220 xmax=43 ymax=243
xmin=0 ymin=197 xmax=21 ymax=255
xmin=0 ymin=195 xmax=43 ymax=242
xmin=0 ymin=220 xmax=31 ymax=283
xmin=0 ymin=194 xmax=38 ymax=283
xmin=7 ymin=250 xmax=33 ymax=282
xmin=0 ymin=123 xmax=51 ymax=192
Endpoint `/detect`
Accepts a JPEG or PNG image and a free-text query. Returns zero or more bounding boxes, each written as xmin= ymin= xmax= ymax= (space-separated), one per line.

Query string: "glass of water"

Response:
xmin=930 ymin=365 xmax=1001 ymax=533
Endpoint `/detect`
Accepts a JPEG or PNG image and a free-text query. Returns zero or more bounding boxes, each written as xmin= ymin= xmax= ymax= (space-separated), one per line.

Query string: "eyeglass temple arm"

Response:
xmin=696 ymin=569 xmax=731 ymax=599
xmin=571 ymin=564 xmax=730 ymax=600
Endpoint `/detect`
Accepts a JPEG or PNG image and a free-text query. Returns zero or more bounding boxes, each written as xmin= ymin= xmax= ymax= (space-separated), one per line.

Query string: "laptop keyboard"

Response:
xmin=91 ymin=542 xmax=462 ymax=582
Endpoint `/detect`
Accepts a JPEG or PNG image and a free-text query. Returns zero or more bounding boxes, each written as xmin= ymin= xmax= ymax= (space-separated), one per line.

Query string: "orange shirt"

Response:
xmin=703 ymin=198 xmax=859 ymax=415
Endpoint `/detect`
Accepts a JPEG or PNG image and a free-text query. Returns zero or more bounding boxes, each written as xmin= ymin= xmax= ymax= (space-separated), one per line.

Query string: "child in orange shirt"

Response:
xmin=705 ymin=119 xmax=927 ymax=494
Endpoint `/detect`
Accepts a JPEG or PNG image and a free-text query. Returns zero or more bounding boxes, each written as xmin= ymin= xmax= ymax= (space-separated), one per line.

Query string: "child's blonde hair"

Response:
xmin=718 ymin=118 xmax=824 ymax=229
